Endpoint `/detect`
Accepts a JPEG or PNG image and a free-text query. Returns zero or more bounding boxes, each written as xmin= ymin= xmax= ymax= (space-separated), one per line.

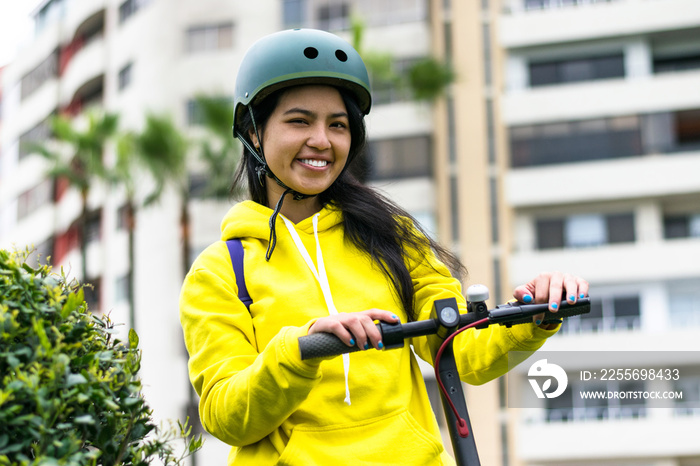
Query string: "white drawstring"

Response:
xmin=282 ymin=214 xmax=352 ymax=405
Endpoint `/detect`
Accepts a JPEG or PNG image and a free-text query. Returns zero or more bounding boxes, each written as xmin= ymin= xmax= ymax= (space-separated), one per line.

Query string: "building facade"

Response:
xmin=1 ymin=0 xmax=699 ymax=465
xmin=497 ymin=0 xmax=700 ymax=464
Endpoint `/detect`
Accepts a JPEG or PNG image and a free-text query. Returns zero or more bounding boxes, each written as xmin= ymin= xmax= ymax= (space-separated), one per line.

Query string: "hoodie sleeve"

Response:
xmin=179 ymin=241 xmax=323 ymax=446
xmin=406 ymin=242 xmax=560 ymax=385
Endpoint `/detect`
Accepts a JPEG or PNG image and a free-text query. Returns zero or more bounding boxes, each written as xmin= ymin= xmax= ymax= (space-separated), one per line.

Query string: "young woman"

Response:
xmin=180 ymin=28 xmax=588 ymax=465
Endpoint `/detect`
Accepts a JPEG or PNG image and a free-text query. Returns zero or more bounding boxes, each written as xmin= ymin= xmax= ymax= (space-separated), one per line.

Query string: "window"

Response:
xmin=663 ymin=213 xmax=700 ymax=239
xmin=674 ymin=377 xmax=700 ymax=417
xmin=19 ymin=116 xmax=54 ymax=160
xmin=676 ymin=109 xmax=700 ymax=150
xmin=17 ymin=180 xmax=54 ymax=220
xmin=366 ymin=136 xmax=431 ymax=180
xmin=510 ymin=116 xmax=642 ymax=167
xmin=524 ymin=0 xmax=613 ymax=11
xmin=370 ymin=58 xmax=418 ymax=105
xmin=560 ymin=295 xmax=641 ymax=334
xmin=186 ymin=23 xmax=234 ymax=54
xmin=118 ymin=63 xmax=133 ymax=91
xmin=535 ymin=218 xmax=564 ymax=249
xmin=607 ymin=213 xmax=636 ymax=243
xmin=536 ymin=213 xmax=635 ymax=250
xmin=85 ymin=209 xmax=102 ymax=244
xmin=21 ymin=51 xmax=59 ymax=100
xmin=119 ymin=0 xmax=149 ymax=24
xmin=654 ymin=53 xmax=700 ymax=73
xmin=669 ymin=286 xmax=700 ymax=328
xmin=35 ymin=0 xmax=65 ymax=35
xmin=317 ymin=2 xmax=350 ymax=30
xmin=529 ymin=54 xmax=624 ymax=87
xmin=565 ymin=214 xmax=606 ymax=248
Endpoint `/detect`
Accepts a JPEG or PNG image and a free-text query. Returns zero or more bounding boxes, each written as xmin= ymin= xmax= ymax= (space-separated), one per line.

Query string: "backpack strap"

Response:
xmin=225 ymin=239 xmax=252 ymax=310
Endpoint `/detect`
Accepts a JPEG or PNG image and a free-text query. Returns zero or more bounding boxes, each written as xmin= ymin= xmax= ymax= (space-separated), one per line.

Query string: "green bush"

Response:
xmin=0 ymin=249 xmax=202 ymax=465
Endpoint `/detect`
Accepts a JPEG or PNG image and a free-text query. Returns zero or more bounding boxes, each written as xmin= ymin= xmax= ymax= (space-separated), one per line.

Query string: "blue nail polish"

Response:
xmin=363 ymin=342 xmax=369 ymax=350
xmin=523 ymin=294 xmax=533 ymax=303
xmin=391 ymin=314 xmax=398 ymax=320
xmin=580 ymin=293 xmax=585 ymax=299
xmin=569 ymin=295 xmax=575 ymax=302
xmin=349 ymin=339 xmax=355 ymax=346
xmin=535 ymin=320 xmax=542 ymax=326
xmin=551 ymin=302 xmax=558 ymax=310
xmin=378 ymin=341 xmax=384 ymax=350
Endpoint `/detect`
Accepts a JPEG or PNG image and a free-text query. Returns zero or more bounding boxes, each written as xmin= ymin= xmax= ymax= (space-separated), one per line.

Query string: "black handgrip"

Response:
xmin=299 ymin=332 xmax=365 ymax=360
xmin=489 ymin=298 xmax=590 ymax=327
xmin=299 ymin=299 xmax=591 ymax=360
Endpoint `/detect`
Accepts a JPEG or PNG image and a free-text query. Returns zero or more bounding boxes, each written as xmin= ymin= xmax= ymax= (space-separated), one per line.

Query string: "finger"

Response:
xmin=532 ymin=312 xmax=545 ymax=325
xmin=309 ymin=317 xmax=356 ymax=347
xmin=363 ymin=309 xmax=400 ymax=324
xmin=513 ymin=284 xmax=535 ymax=303
xmin=547 ymin=271 xmax=564 ymax=312
xmin=345 ymin=315 xmax=374 ymax=349
xmin=359 ymin=317 xmax=383 ymax=350
xmin=361 ymin=310 xmax=399 ymax=350
xmin=534 ymin=272 xmax=552 ymax=304
xmin=577 ymin=278 xmax=590 ymax=299
xmin=564 ymin=273 xmax=579 ymax=304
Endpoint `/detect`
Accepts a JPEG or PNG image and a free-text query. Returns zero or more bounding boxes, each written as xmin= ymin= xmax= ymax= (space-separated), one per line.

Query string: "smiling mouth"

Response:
xmin=298 ymin=159 xmax=329 ymax=168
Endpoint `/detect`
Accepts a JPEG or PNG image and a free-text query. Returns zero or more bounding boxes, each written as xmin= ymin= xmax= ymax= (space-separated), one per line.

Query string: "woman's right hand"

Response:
xmin=308 ymin=310 xmax=400 ymax=351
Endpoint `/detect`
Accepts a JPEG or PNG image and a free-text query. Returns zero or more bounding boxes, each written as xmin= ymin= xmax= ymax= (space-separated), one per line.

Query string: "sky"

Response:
xmin=0 ymin=0 xmax=42 ymax=68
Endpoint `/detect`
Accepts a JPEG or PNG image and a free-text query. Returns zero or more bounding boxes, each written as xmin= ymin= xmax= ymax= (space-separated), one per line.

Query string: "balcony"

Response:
xmin=502 ymin=69 xmax=700 ymax=126
xmin=515 ymin=413 xmax=700 ymax=461
xmin=59 ymin=36 xmax=106 ymax=110
xmin=505 ymin=152 xmax=700 ymax=207
xmin=510 ymin=237 xmax=700 ymax=288
xmin=62 ymin=0 xmax=106 ymax=45
xmin=500 ymin=0 xmax=700 ymax=49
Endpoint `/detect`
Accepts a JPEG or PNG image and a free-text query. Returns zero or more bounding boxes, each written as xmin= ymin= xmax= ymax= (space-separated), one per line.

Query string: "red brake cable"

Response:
xmin=433 ymin=316 xmax=490 ymax=438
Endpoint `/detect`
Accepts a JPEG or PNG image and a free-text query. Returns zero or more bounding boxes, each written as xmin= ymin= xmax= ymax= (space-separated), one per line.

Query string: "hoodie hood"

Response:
xmin=220 ymin=200 xmax=344 ymax=241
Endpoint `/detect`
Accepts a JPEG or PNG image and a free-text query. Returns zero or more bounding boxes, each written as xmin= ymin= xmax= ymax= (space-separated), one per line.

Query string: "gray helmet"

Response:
xmin=233 ymin=28 xmax=372 ymax=132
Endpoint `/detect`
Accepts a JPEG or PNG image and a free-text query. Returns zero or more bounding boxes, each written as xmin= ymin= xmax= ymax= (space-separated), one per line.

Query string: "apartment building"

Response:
xmin=0 ymin=0 xmax=457 ymax=463
xmin=496 ymin=0 xmax=700 ymax=464
xmin=4 ymin=0 xmax=698 ymax=464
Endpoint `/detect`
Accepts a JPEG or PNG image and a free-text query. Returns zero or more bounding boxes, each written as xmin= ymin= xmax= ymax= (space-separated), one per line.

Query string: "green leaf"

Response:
xmin=74 ymin=414 xmax=95 ymax=425
xmin=65 ymin=374 xmax=88 ymax=387
xmin=128 ymin=328 xmax=139 ymax=349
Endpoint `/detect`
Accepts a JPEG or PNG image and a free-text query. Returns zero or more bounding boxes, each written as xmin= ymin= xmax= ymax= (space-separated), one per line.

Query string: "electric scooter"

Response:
xmin=298 ymin=285 xmax=591 ymax=466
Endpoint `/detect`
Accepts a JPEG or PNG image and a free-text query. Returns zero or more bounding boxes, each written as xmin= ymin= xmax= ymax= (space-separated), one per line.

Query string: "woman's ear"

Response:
xmin=248 ymin=128 xmax=260 ymax=149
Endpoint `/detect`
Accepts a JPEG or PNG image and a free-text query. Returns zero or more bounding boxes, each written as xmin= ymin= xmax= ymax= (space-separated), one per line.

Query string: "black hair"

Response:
xmin=232 ymin=85 xmax=466 ymax=320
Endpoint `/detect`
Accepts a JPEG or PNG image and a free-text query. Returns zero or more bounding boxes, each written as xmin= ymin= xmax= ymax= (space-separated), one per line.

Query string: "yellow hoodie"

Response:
xmin=180 ymin=200 xmax=558 ymax=465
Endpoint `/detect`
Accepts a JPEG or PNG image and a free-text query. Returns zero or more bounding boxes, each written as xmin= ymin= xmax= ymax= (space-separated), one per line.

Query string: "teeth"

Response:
xmin=299 ymin=159 xmax=328 ymax=167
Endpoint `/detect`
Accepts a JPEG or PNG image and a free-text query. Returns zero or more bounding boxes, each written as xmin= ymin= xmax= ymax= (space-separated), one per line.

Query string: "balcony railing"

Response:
xmin=545 ymin=405 xmax=647 ymax=423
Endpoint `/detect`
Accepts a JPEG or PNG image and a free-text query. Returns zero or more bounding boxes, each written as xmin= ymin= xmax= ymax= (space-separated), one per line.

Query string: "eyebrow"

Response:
xmin=283 ymin=107 xmax=349 ymax=119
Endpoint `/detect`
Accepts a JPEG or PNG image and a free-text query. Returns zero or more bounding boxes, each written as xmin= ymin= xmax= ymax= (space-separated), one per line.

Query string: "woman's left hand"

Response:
xmin=512 ymin=272 xmax=589 ymax=330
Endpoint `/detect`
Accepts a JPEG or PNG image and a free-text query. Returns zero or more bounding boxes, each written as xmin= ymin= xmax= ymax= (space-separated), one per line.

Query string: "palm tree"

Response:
xmin=351 ymin=16 xmax=454 ymax=103
xmin=129 ymin=114 xmax=190 ymax=277
xmin=192 ymin=95 xmax=240 ymax=199
xmin=35 ymin=111 xmax=119 ymax=282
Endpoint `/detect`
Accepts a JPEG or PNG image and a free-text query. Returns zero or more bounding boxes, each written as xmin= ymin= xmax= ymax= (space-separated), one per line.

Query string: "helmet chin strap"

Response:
xmin=234 ymin=105 xmax=317 ymax=260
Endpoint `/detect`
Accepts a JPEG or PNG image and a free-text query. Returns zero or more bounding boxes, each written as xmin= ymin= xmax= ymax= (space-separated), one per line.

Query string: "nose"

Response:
xmin=306 ymin=123 xmax=331 ymax=150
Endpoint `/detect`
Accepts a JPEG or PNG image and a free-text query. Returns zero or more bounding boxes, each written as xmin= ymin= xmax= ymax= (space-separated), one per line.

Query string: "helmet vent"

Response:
xmin=335 ymin=50 xmax=348 ymax=62
xmin=304 ymin=47 xmax=319 ymax=59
